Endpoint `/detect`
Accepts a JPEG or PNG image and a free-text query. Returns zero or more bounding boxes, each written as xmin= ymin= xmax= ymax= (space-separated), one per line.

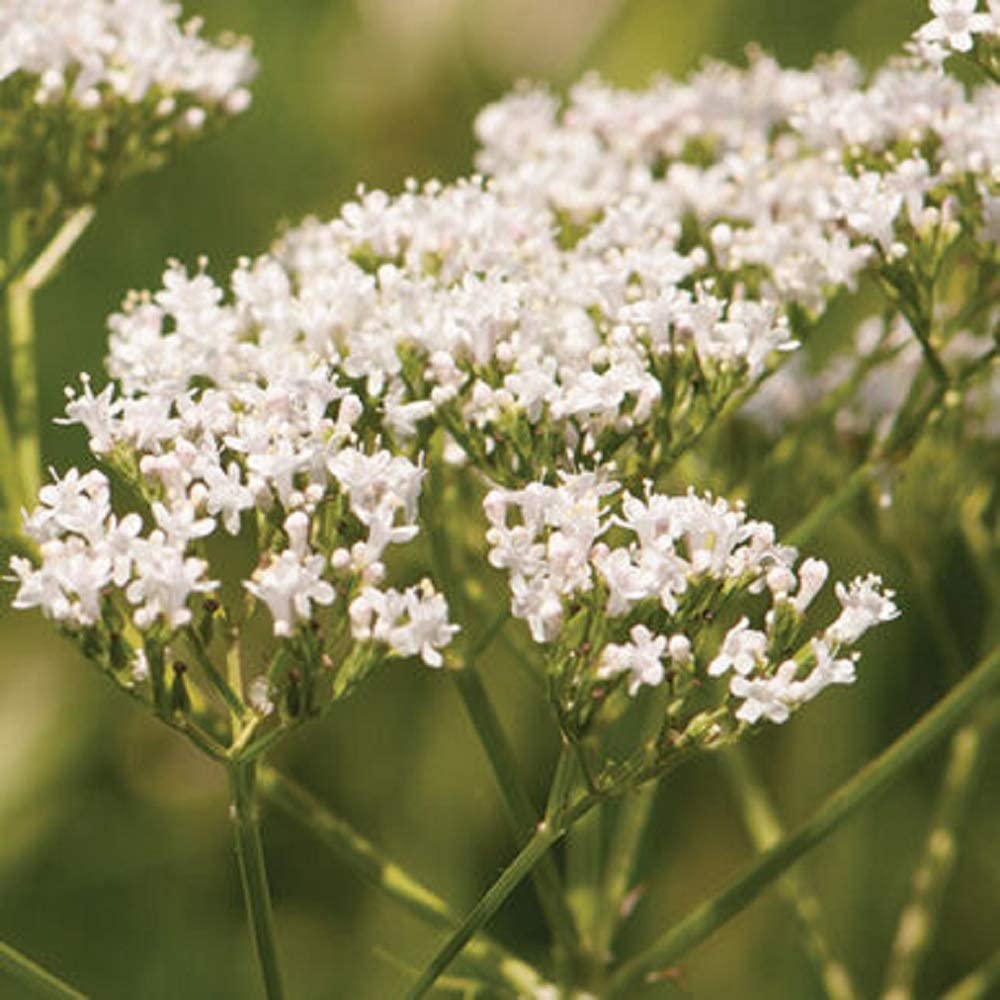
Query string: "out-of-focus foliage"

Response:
xmin=2 ymin=1 xmax=996 ymax=998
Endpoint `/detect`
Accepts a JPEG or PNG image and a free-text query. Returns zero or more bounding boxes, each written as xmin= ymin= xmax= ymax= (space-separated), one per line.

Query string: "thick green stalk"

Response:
xmin=719 ymin=745 xmax=857 ymax=1000
xmin=257 ymin=767 xmax=551 ymax=995
xmin=606 ymin=644 xmax=1000 ymax=996
xmin=941 ymin=947 xmax=1000 ymax=1000
xmin=228 ymin=762 xmax=285 ymax=1000
xmin=451 ymin=665 xmax=581 ymax=955
xmin=0 ymin=942 xmax=86 ymax=1000
xmin=407 ymin=793 xmax=600 ymax=999
xmin=881 ymin=712 xmax=995 ymax=999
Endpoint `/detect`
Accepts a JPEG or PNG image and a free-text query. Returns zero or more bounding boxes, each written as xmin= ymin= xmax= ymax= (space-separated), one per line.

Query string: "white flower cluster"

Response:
xmin=484 ymin=476 xmax=899 ymax=727
xmin=911 ymin=0 xmax=999 ymax=64
xmin=12 ymin=399 xmax=456 ymax=668
xmin=0 ymin=0 xmax=255 ymax=115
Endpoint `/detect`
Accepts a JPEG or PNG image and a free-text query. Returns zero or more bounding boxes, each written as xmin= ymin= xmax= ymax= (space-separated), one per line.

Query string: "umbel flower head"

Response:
xmin=0 ymin=0 xmax=256 ymax=232
xmin=483 ymin=474 xmax=898 ymax=779
xmin=22 ymin=14 xmax=1000 ymax=765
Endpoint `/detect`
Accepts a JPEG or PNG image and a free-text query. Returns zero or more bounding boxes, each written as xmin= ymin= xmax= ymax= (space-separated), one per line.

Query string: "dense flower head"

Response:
xmin=0 ymin=0 xmax=255 ymax=224
xmin=484 ymin=476 xmax=898 ymax=737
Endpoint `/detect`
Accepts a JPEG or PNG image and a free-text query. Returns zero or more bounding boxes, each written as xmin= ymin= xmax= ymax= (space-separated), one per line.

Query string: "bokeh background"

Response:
xmin=2 ymin=0 xmax=998 ymax=997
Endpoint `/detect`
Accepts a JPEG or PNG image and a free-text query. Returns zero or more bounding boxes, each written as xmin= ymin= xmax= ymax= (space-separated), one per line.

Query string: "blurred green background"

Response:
xmin=3 ymin=0 xmax=999 ymax=997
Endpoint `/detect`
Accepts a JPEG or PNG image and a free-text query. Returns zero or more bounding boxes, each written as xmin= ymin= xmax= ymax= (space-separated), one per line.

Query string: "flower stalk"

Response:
xmin=228 ymin=761 xmax=285 ymax=1000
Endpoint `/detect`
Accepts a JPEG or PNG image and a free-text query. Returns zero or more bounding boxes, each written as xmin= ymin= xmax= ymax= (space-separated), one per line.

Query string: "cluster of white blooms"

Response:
xmin=910 ymin=0 xmax=999 ymax=64
xmin=484 ymin=476 xmax=899 ymax=727
xmin=0 ymin=0 xmax=255 ymax=114
xmin=11 ymin=407 xmax=456 ymax=671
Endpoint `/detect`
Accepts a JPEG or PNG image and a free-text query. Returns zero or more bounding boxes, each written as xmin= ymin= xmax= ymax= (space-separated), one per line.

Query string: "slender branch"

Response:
xmin=593 ymin=783 xmax=656 ymax=960
xmin=719 ymin=745 xmax=857 ymax=1000
xmin=407 ymin=793 xmax=601 ymax=999
xmin=19 ymin=208 xmax=95 ymax=294
xmin=606 ymin=644 xmax=1000 ymax=995
xmin=451 ymin=664 xmax=581 ymax=955
xmin=941 ymin=946 xmax=1000 ymax=1000
xmin=0 ymin=942 xmax=86 ymax=1000
xmin=881 ymin=711 xmax=996 ymax=999
xmin=228 ymin=761 xmax=285 ymax=1000
xmin=7 ymin=212 xmax=41 ymax=504
xmin=257 ymin=766 xmax=552 ymax=995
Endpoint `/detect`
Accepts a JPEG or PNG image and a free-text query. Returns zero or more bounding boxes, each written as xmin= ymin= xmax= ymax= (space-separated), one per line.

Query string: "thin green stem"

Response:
xmin=451 ymin=665 xmax=581 ymax=956
xmin=0 ymin=399 xmax=22 ymax=533
xmin=719 ymin=745 xmax=857 ymax=1000
xmin=7 ymin=212 xmax=41 ymax=504
xmin=0 ymin=942 xmax=86 ymax=1000
xmin=606 ymin=644 xmax=1000 ymax=996
xmin=257 ymin=767 xmax=552 ymax=996
xmin=228 ymin=761 xmax=285 ymax=1000
xmin=881 ymin=710 xmax=996 ymax=999
xmin=941 ymin=946 xmax=1000 ymax=1000
xmin=407 ymin=793 xmax=600 ymax=999
xmin=593 ymin=783 xmax=656 ymax=960
xmin=566 ymin=803 xmax=603 ymax=960
xmin=592 ymin=687 xmax=670 ymax=962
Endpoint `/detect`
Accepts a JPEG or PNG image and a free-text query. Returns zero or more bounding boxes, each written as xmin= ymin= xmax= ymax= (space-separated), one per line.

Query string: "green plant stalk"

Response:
xmin=606 ymin=643 xmax=1000 ymax=996
xmin=407 ymin=792 xmax=601 ymax=999
xmin=6 ymin=223 xmax=40 ymax=504
xmin=941 ymin=946 xmax=1000 ymax=1000
xmin=591 ymin=686 xmax=670 ymax=962
xmin=257 ymin=767 xmax=552 ymax=995
xmin=0 ymin=941 xmax=86 ymax=1000
xmin=4 ymin=206 xmax=95 ymax=514
xmin=593 ymin=783 xmax=656 ymax=960
xmin=228 ymin=761 xmax=285 ymax=1000
xmin=0 ymin=400 xmax=21 ymax=534
xmin=566 ymin=802 xmax=602 ymax=962
xmin=719 ymin=745 xmax=857 ymax=1000
xmin=881 ymin=712 xmax=995 ymax=999
xmin=451 ymin=664 xmax=581 ymax=956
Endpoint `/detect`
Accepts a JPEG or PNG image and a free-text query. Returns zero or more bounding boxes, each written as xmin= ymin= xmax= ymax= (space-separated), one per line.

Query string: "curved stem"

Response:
xmin=0 ymin=941 xmax=86 ymax=1000
xmin=451 ymin=664 xmax=581 ymax=956
xmin=606 ymin=644 xmax=1000 ymax=996
xmin=720 ymin=745 xmax=857 ymax=1000
xmin=257 ymin=766 xmax=552 ymax=995
xmin=407 ymin=792 xmax=600 ymax=999
xmin=941 ymin=946 xmax=1000 ymax=1000
xmin=228 ymin=761 xmax=285 ymax=1000
xmin=881 ymin=710 xmax=996 ymax=999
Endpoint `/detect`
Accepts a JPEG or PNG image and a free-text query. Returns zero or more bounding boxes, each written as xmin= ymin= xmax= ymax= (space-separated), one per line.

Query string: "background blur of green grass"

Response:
xmin=2 ymin=1 xmax=999 ymax=997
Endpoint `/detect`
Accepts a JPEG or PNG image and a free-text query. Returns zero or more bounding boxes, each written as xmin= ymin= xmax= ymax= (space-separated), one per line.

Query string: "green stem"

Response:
xmin=228 ymin=761 xmax=285 ymax=1000
xmin=3 ymin=206 xmax=94 ymax=513
xmin=7 ymin=213 xmax=41 ymax=504
xmin=451 ymin=665 xmax=581 ymax=956
xmin=407 ymin=793 xmax=600 ymax=999
xmin=881 ymin=710 xmax=996 ymax=999
xmin=257 ymin=767 xmax=552 ymax=996
xmin=593 ymin=783 xmax=657 ymax=960
xmin=606 ymin=644 xmax=1000 ymax=996
xmin=0 ymin=400 xmax=21 ymax=534
xmin=566 ymin=802 xmax=602 ymax=959
xmin=719 ymin=745 xmax=857 ymax=1000
xmin=941 ymin=946 xmax=1000 ymax=1000
xmin=0 ymin=942 xmax=86 ymax=1000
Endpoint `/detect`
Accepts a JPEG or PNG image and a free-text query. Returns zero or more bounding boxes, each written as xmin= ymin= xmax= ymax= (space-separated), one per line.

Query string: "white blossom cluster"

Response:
xmin=10 ymin=414 xmax=456 ymax=670
xmin=484 ymin=475 xmax=899 ymax=727
xmin=910 ymin=0 xmax=999 ymax=64
xmin=0 ymin=0 xmax=255 ymax=115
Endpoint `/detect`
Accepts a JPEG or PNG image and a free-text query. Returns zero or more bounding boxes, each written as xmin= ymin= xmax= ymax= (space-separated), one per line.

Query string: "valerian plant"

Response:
xmin=1 ymin=1 xmax=998 ymax=998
